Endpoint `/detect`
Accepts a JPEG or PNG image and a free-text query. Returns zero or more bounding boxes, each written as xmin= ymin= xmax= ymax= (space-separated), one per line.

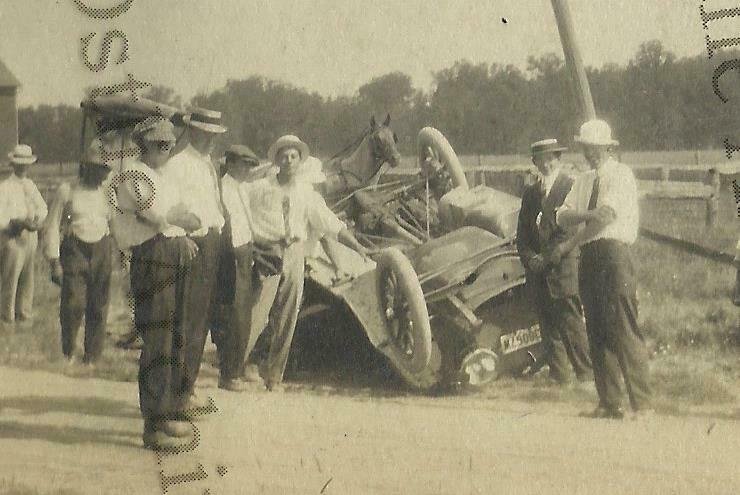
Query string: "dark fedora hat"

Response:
xmin=530 ymin=138 xmax=567 ymax=155
xmin=183 ymin=107 xmax=227 ymax=134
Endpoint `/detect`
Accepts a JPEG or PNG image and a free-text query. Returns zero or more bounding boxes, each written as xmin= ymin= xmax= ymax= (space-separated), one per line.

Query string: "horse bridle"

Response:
xmin=332 ymin=129 xmax=392 ymax=189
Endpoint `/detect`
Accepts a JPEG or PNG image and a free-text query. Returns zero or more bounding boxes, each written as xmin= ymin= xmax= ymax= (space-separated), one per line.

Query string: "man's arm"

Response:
xmin=515 ymin=187 xmax=543 ymax=272
xmin=41 ymin=182 xmax=71 ymax=261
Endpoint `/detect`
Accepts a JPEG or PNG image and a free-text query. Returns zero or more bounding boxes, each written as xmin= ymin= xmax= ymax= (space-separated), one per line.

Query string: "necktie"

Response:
xmin=282 ymin=195 xmax=291 ymax=245
xmin=587 ymin=175 xmax=600 ymax=210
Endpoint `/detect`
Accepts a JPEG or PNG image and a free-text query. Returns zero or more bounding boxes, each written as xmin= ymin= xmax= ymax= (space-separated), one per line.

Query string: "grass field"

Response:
xmin=2 ymin=150 xmax=738 ymax=418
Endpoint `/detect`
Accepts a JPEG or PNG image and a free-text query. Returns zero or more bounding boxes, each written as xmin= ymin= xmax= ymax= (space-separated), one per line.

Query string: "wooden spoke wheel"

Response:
xmin=417 ymin=127 xmax=469 ymax=191
xmin=376 ymin=248 xmax=432 ymax=375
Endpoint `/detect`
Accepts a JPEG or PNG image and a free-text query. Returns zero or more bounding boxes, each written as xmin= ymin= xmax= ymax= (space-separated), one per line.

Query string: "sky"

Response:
xmin=0 ymin=0 xmax=724 ymax=107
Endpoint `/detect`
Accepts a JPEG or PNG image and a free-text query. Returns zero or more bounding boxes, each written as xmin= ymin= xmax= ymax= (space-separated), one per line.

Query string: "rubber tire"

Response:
xmin=376 ymin=247 xmax=433 ymax=375
xmin=417 ymin=127 xmax=469 ymax=190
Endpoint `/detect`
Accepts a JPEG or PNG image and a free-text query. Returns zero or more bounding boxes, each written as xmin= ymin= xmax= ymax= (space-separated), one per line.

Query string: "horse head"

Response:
xmin=369 ymin=113 xmax=401 ymax=169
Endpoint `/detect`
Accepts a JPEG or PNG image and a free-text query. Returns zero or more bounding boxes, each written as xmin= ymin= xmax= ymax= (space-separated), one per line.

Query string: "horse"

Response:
xmin=322 ymin=114 xmax=402 ymax=198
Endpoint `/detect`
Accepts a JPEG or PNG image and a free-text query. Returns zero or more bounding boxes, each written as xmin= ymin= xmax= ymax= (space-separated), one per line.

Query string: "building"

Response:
xmin=0 ymin=59 xmax=20 ymax=159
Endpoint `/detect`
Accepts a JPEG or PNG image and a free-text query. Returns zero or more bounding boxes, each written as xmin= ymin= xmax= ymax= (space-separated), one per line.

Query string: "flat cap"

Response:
xmin=132 ymin=116 xmax=176 ymax=142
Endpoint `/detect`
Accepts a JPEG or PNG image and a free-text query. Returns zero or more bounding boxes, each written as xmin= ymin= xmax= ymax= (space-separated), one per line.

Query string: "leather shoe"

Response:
xmin=580 ymin=405 xmax=625 ymax=420
xmin=242 ymin=364 xmax=261 ymax=383
xmin=179 ymin=394 xmax=218 ymax=419
xmin=158 ymin=420 xmax=193 ymax=438
xmin=142 ymin=430 xmax=191 ymax=452
xmin=219 ymin=378 xmax=248 ymax=392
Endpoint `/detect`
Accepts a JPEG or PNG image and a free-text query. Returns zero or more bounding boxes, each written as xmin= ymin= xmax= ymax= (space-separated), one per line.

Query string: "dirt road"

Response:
xmin=0 ymin=365 xmax=737 ymax=495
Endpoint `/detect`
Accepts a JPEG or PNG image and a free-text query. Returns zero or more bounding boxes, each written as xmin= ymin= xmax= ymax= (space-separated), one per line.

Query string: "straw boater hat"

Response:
xmin=574 ymin=119 xmax=619 ymax=147
xmin=8 ymin=144 xmax=37 ymax=165
xmin=530 ymin=138 xmax=567 ymax=155
xmin=267 ymin=135 xmax=310 ymax=164
xmin=183 ymin=108 xmax=227 ymax=134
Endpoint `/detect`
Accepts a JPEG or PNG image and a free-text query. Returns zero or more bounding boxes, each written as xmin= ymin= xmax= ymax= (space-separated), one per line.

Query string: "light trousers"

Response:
xmin=1 ymin=230 xmax=37 ymax=321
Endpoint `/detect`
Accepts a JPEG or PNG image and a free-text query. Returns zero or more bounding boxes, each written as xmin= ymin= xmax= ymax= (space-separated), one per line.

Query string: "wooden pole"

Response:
xmin=705 ymin=168 xmax=720 ymax=227
xmin=550 ymin=0 xmax=597 ymax=121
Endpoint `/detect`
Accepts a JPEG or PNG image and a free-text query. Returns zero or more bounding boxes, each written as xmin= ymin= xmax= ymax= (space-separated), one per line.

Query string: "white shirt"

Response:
xmin=161 ymin=144 xmax=225 ymax=237
xmin=42 ymin=182 xmax=112 ymax=259
xmin=0 ymin=174 xmax=48 ymax=231
xmin=110 ymin=160 xmax=186 ymax=249
xmin=557 ymin=158 xmax=639 ymax=245
xmin=541 ymin=167 xmax=560 ymax=196
xmin=245 ymin=175 xmax=345 ymax=245
xmin=221 ymin=173 xmax=259 ymax=249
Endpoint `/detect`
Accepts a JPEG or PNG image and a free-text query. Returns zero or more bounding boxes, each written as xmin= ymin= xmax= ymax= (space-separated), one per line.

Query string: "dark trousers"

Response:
xmin=59 ymin=234 xmax=113 ymax=362
xmin=579 ymin=239 xmax=652 ymax=411
xmin=132 ymin=235 xmax=190 ymax=420
xmin=533 ymin=290 xmax=592 ymax=383
xmin=182 ymin=229 xmax=221 ymax=398
xmin=219 ymin=248 xmax=257 ymax=380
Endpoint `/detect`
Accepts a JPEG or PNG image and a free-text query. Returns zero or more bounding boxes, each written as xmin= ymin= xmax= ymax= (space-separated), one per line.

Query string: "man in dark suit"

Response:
xmin=516 ymin=139 xmax=592 ymax=384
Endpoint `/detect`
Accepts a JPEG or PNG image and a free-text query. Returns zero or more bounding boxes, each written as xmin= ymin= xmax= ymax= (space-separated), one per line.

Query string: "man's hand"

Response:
xmin=50 ymin=259 xmax=63 ymax=286
xmin=591 ymin=205 xmax=616 ymax=225
xmin=545 ymin=244 xmax=566 ymax=266
xmin=527 ymin=254 xmax=546 ymax=273
xmin=183 ymin=237 xmax=199 ymax=262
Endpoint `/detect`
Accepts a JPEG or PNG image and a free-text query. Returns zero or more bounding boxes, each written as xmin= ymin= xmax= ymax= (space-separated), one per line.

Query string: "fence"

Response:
xmin=386 ymin=162 xmax=730 ymax=227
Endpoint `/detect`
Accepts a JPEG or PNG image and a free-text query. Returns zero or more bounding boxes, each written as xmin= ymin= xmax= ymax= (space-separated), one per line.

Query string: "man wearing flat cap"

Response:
xmin=160 ymin=108 xmax=227 ymax=413
xmin=0 ymin=144 xmax=48 ymax=323
xmin=516 ymin=139 xmax=592 ymax=385
xmin=555 ymin=119 xmax=652 ymax=420
xmin=42 ymin=140 xmax=114 ymax=364
xmin=211 ymin=144 xmax=272 ymax=391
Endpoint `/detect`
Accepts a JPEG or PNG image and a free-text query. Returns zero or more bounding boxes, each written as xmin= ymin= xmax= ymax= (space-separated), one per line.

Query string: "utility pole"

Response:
xmin=550 ymin=0 xmax=597 ymax=121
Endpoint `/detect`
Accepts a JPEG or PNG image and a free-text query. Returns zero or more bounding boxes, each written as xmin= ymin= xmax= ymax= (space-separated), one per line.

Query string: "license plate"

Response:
xmin=500 ymin=325 xmax=541 ymax=354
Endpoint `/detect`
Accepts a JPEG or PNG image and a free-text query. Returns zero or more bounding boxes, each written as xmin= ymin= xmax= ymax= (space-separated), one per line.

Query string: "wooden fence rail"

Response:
xmin=386 ymin=163 xmax=727 ymax=227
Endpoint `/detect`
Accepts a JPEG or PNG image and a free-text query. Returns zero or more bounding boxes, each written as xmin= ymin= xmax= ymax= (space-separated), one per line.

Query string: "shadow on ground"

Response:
xmin=0 ymin=395 xmax=139 ymax=419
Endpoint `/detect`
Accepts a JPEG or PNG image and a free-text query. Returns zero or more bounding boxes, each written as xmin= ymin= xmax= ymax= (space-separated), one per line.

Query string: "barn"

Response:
xmin=0 ymin=58 xmax=20 ymax=159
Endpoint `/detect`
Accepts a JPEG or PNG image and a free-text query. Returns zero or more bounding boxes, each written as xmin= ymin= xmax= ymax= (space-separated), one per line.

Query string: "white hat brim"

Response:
xmin=7 ymin=154 xmax=37 ymax=165
xmin=574 ymin=136 xmax=619 ymax=147
xmin=267 ymin=138 xmax=310 ymax=165
xmin=183 ymin=115 xmax=227 ymax=134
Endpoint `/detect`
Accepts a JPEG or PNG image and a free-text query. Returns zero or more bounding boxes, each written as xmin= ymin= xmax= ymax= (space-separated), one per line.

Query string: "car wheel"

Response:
xmin=376 ymin=247 xmax=433 ymax=375
xmin=417 ymin=127 xmax=469 ymax=190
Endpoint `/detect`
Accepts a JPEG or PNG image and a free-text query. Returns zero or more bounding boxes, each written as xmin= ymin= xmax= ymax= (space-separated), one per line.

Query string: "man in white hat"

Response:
xmin=42 ymin=140 xmax=115 ymax=364
xmin=552 ymin=119 xmax=652 ymax=419
xmin=516 ymin=139 xmax=592 ymax=385
xmin=159 ymin=107 xmax=227 ymax=414
xmin=0 ymin=144 xmax=48 ymax=322
xmin=244 ymin=134 xmax=368 ymax=390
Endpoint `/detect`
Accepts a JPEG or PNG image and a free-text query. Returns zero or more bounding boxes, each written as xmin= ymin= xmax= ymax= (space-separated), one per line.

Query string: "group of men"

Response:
xmin=516 ymin=119 xmax=653 ymax=420
xmin=0 ymin=107 xmax=367 ymax=450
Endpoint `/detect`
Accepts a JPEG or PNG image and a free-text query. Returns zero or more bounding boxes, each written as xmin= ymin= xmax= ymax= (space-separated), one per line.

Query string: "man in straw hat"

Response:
xmin=516 ymin=138 xmax=592 ymax=385
xmin=0 ymin=144 xmax=48 ymax=322
xmin=159 ymin=107 xmax=227 ymax=415
xmin=211 ymin=144 xmax=272 ymax=391
xmin=244 ymin=134 xmax=368 ymax=390
xmin=42 ymin=140 xmax=115 ymax=364
xmin=552 ymin=119 xmax=652 ymax=420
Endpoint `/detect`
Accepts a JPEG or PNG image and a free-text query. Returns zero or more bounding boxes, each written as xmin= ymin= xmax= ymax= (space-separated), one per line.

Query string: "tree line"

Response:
xmin=18 ymin=40 xmax=739 ymax=163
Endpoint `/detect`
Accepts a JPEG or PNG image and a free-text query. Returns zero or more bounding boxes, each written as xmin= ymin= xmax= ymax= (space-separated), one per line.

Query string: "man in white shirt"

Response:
xmin=553 ymin=119 xmax=652 ymax=419
xmin=246 ymin=135 xmax=368 ymax=390
xmin=0 ymin=145 xmax=48 ymax=322
xmin=159 ymin=108 xmax=227 ymax=414
xmin=212 ymin=144 xmax=270 ymax=391
xmin=42 ymin=140 xmax=114 ymax=363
